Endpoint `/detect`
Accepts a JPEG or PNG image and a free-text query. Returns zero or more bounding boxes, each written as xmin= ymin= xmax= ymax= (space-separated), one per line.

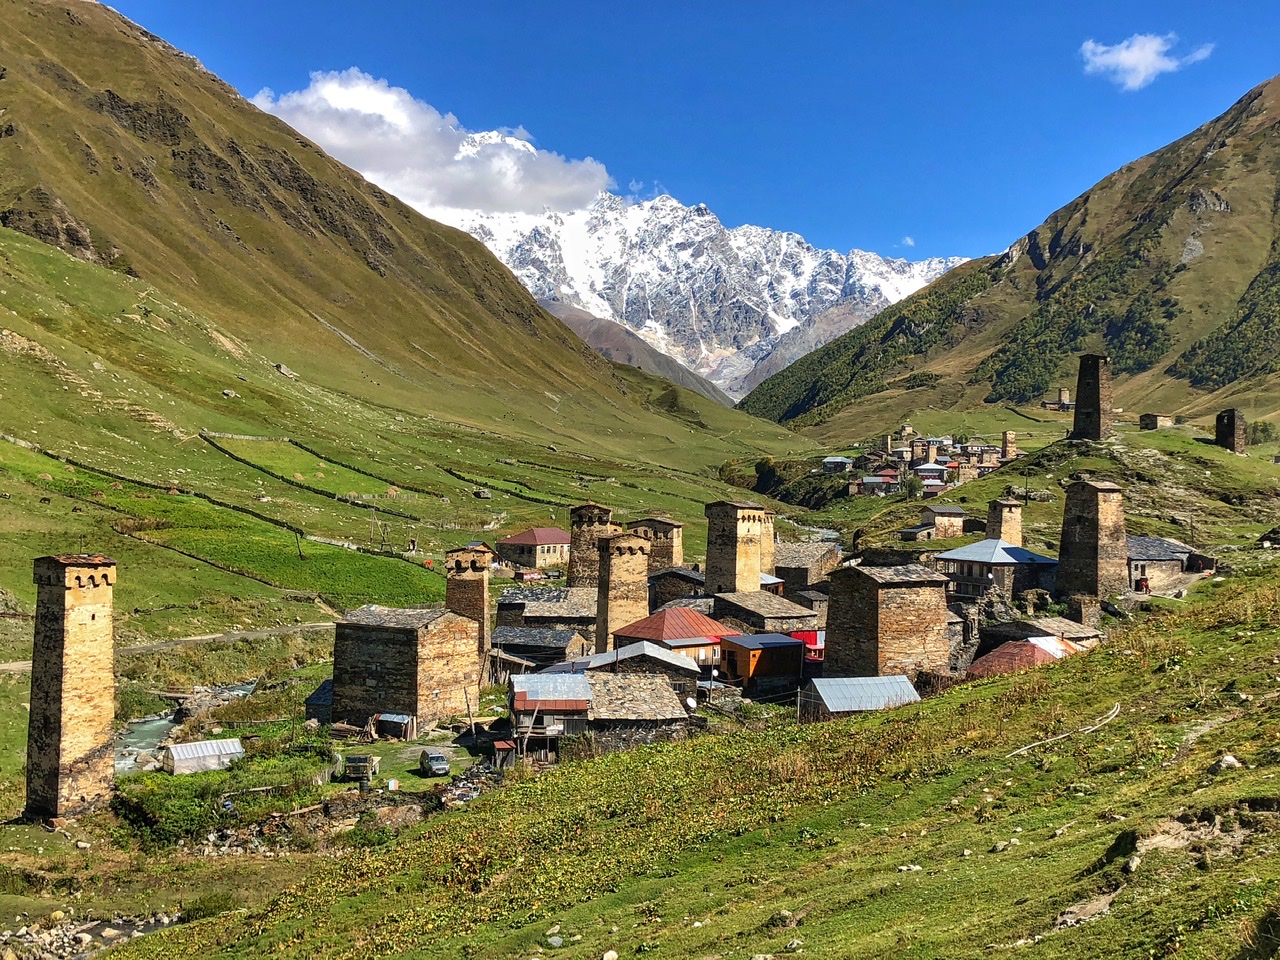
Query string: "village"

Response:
xmin=16 ymin=350 xmax=1257 ymax=863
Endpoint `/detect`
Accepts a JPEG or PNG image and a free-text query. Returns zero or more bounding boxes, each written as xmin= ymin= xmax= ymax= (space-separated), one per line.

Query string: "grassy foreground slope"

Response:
xmin=115 ymin=557 xmax=1280 ymax=959
xmin=741 ymin=74 xmax=1280 ymax=435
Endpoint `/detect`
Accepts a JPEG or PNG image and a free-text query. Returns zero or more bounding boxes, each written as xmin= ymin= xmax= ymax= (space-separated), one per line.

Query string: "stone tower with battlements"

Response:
xmin=25 ymin=555 xmax=117 ymax=821
xmin=445 ymin=546 xmax=491 ymax=653
xmin=704 ymin=501 xmax=771 ymax=595
xmin=1070 ymin=354 xmax=1114 ymax=441
xmin=627 ymin=517 xmax=684 ymax=573
xmin=1056 ymin=481 xmax=1128 ymax=600
xmin=568 ymin=503 xmax=620 ymax=589
xmin=987 ymin=498 xmax=1023 ymax=547
xmin=594 ymin=533 xmax=651 ymax=653
xmin=1215 ymin=409 xmax=1247 ymax=454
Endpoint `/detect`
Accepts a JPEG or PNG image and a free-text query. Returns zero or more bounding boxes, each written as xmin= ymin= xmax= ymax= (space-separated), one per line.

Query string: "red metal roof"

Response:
xmin=512 ymin=692 xmax=589 ymax=711
xmin=614 ymin=607 xmax=741 ymax=643
xmin=499 ymin=527 xmax=571 ymax=547
xmin=967 ymin=642 xmax=1056 ymax=679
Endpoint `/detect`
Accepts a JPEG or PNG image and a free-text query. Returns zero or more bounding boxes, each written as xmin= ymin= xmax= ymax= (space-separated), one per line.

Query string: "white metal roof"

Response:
xmin=162 ymin=738 xmax=245 ymax=760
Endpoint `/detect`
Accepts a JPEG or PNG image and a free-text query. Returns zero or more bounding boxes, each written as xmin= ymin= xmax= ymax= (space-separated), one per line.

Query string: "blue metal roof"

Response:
xmin=807 ymin=676 xmax=920 ymax=712
xmin=935 ymin=538 xmax=1057 ymax=565
xmin=725 ymin=633 xmax=805 ymax=650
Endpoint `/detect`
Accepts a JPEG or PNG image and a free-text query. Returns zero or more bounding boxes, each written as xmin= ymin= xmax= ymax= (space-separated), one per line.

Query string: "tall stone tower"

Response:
xmin=1056 ymin=481 xmax=1128 ymax=599
xmin=1001 ymin=431 xmax=1018 ymax=460
xmin=704 ymin=501 xmax=768 ymax=595
xmin=25 ymin=555 xmax=117 ymax=821
xmin=1070 ymin=354 xmax=1114 ymax=441
xmin=760 ymin=510 xmax=776 ymax=577
xmin=568 ymin=503 xmax=620 ymax=589
xmin=1215 ymin=409 xmax=1246 ymax=454
xmin=627 ymin=517 xmax=684 ymax=573
xmin=594 ymin=534 xmax=651 ymax=653
xmin=445 ymin=545 xmax=491 ymax=653
xmin=987 ymin=498 xmax=1023 ymax=547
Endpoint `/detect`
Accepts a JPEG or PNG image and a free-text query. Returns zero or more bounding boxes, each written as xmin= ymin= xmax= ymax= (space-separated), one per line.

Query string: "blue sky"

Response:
xmin=108 ymin=1 xmax=1278 ymax=260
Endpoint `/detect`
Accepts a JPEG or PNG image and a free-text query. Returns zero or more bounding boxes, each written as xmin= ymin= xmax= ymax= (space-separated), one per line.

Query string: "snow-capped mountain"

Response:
xmin=441 ymin=191 xmax=966 ymax=396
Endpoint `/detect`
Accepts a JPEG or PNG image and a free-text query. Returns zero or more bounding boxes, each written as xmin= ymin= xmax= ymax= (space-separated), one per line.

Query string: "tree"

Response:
xmin=902 ymin=475 xmax=924 ymax=499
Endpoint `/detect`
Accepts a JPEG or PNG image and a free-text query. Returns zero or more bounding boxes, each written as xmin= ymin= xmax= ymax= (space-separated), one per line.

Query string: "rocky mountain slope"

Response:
xmin=538 ymin=300 xmax=733 ymax=405
xmin=741 ymin=74 xmax=1280 ymax=436
xmin=452 ymin=193 xmax=965 ymax=396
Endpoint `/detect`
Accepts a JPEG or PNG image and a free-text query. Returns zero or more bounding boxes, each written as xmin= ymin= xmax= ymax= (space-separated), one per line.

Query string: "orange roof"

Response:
xmin=499 ymin=527 xmax=571 ymax=547
xmin=614 ymin=607 xmax=741 ymax=643
xmin=967 ymin=642 xmax=1056 ymax=679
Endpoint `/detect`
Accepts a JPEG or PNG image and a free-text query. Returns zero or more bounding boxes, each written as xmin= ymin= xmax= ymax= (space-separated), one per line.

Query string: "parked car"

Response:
xmin=419 ymin=749 xmax=450 ymax=777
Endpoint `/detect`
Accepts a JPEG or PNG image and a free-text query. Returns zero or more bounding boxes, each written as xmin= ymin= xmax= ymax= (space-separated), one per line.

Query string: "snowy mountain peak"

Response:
xmin=433 ymin=193 xmax=966 ymax=396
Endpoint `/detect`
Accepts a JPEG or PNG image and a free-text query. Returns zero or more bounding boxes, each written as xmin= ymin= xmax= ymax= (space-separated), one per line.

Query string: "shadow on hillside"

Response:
xmin=1234 ymin=907 xmax=1280 ymax=959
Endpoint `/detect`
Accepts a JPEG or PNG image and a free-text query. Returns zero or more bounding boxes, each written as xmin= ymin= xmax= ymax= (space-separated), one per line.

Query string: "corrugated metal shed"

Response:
xmin=807 ymin=677 xmax=919 ymax=713
xmin=160 ymin=738 xmax=245 ymax=775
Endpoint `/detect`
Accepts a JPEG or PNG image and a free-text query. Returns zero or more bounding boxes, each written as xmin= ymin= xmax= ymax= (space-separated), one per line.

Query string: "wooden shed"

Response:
xmin=720 ymin=634 xmax=805 ymax=695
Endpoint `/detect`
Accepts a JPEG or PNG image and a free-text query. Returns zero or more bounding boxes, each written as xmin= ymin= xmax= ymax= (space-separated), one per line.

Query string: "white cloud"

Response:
xmin=251 ymin=68 xmax=612 ymax=216
xmin=1080 ymin=33 xmax=1214 ymax=91
xmin=900 ymin=235 xmax=915 ymax=247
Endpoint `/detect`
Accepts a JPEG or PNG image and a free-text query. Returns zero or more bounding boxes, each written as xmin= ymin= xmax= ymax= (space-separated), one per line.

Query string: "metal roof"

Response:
xmin=499 ymin=527 xmax=571 ymax=547
xmin=162 ymin=738 xmax=245 ymax=760
xmin=935 ymin=539 xmax=1057 ymax=565
xmin=807 ymin=676 xmax=920 ymax=712
xmin=342 ymin=605 xmax=448 ymax=629
xmin=968 ymin=642 xmax=1057 ymax=678
xmin=580 ymin=641 xmax=701 ymax=674
xmin=722 ymin=633 xmax=806 ymax=651
xmin=374 ymin=712 xmax=413 ymax=724
xmin=511 ymin=673 xmax=591 ymax=701
xmin=614 ymin=607 xmax=740 ymax=642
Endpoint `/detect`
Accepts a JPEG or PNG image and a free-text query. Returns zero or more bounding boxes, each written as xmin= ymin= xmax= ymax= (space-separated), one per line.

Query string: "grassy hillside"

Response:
xmin=0 ymin=222 xmax=811 ymax=636
xmin=110 ymin=546 xmax=1280 ymax=958
xmin=741 ymin=75 xmax=1280 ymax=435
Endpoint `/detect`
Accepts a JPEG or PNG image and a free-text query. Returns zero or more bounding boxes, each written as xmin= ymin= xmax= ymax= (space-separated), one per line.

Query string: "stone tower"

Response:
xmin=825 ymin=565 xmax=951 ymax=679
xmin=704 ymin=501 xmax=769 ymax=595
xmin=1215 ymin=409 xmax=1246 ymax=454
xmin=627 ymin=517 xmax=684 ymax=573
xmin=1058 ymin=387 xmax=1070 ymax=406
xmin=1070 ymin=354 xmax=1114 ymax=441
xmin=445 ymin=546 xmax=491 ymax=653
xmin=594 ymin=533 xmax=651 ymax=653
xmin=25 ymin=555 xmax=117 ymax=821
xmin=1001 ymin=431 xmax=1018 ymax=460
xmin=1056 ymin=481 xmax=1128 ymax=599
xmin=760 ymin=510 xmax=776 ymax=577
xmin=568 ymin=503 xmax=620 ymax=589
xmin=987 ymin=498 xmax=1023 ymax=547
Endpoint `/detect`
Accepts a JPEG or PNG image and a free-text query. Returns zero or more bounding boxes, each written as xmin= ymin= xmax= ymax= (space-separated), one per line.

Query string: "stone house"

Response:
xmin=825 ymin=564 xmax=951 ymax=679
xmin=1139 ymin=414 xmax=1173 ymax=431
xmin=546 ymin=640 xmax=701 ymax=697
xmin=899 ymin=505 xmax=967 ymax=542
xmin=822 ymin=456 xmax=854 ymax=473
xmin=491 ymin=625 xmax=590 ymax=668
xmin=497 ymin=586 xmax=598 ymax=649
xmin=649 ymin=566 xmax=706 ymax=609
xmin=331 ymin=606 xmax=479 ymax=728
xmin=934 ymin=539 xmax=1058 ymax=600
xmin=1127 ymin=534 xmax=1214 ymax=593
xmin=712 ymin=591 xmax=817 ymax=634
xmin=773 ymin=541 xmax=842 ymax=596
xmin=496 ymin=527 xmax=571 ymax=569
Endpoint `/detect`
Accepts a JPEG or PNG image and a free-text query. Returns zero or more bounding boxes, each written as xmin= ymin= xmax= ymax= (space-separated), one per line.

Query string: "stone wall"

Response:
xmin=445 ymin=547 xmax=490 ymax=651
xmin=1215 ymin=409 xmax=1246 ymax=454
xmin=826 ymin=566 xmax=950 ymax=679
xmin=332 ymin=614 xmax=478 ymax=727
xmin=25 ymin=557 xmax=116 ymax=820
xmin=1070 ymin=354 xmax=1114 ymax=441
xmin=568 ymin=503 xmax=620 ymax=588
xmin=650 ymin=571 xmax=703 ymax=610
xmin=1057 ymin=481 xmax=1128 ymax=599
xmin=595 ymin=534 xmax=651 ymax=653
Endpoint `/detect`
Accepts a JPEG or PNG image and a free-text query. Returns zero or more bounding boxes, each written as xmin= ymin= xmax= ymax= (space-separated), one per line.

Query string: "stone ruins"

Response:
xmin=1215 ymin=408 xmax=1247 ymax=454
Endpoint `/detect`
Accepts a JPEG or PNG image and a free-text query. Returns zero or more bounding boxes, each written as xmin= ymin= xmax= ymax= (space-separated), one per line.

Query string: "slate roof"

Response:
xmin=614 ymin=607 xmax=740 ymax=642
xmin=806 ymin=676 xmax=920 ymax=712
xmin=587 ymin=673 xmax=688 ymax=723
xmin=492 ymin=626 xmax=584 ymax=649
xmin=851 ymin=564 xmax=950 ymax=586
xmin=714 ymin=592 xmax=819 ymax=619
xmin=499 ymin=527 xmax=571 ymax=547
xmin=305 ymin=678 xmax=333 ymax=707
xmin=342 ymin=605 xmax=448 ymax=629
xmin=649 ymin=566 xmax=706 ymax=584
xmin=658 ymin=597 xmax=716 ymax=615
xmin=934 ymin=539 xmax=1057 ymax=565
xmin=773 ymin=542 xmax=841 ymax=568
xmin=967 ymin=642 xmax=1057 ymax=678
xmin=722 ymin=633 xmax=806 ymax=651
xmin=1127 ymin=534 xmax=1194 ymax=562
xmin=498 ymin=587 xmax=596 ymax=619
xmin=925 ymin=505 xmax=967 ymax=516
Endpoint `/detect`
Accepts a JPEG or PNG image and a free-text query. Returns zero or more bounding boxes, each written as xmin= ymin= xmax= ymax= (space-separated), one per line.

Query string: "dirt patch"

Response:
xmin=1054 ymin=888 xmax=1120 ymax=929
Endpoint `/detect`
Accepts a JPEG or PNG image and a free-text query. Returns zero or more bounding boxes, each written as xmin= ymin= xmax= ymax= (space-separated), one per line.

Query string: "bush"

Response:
xmin=1247 ymin=421 xmax=1279 ymax=444
xmin=181 ymin=889 xmax=236 ymax=922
